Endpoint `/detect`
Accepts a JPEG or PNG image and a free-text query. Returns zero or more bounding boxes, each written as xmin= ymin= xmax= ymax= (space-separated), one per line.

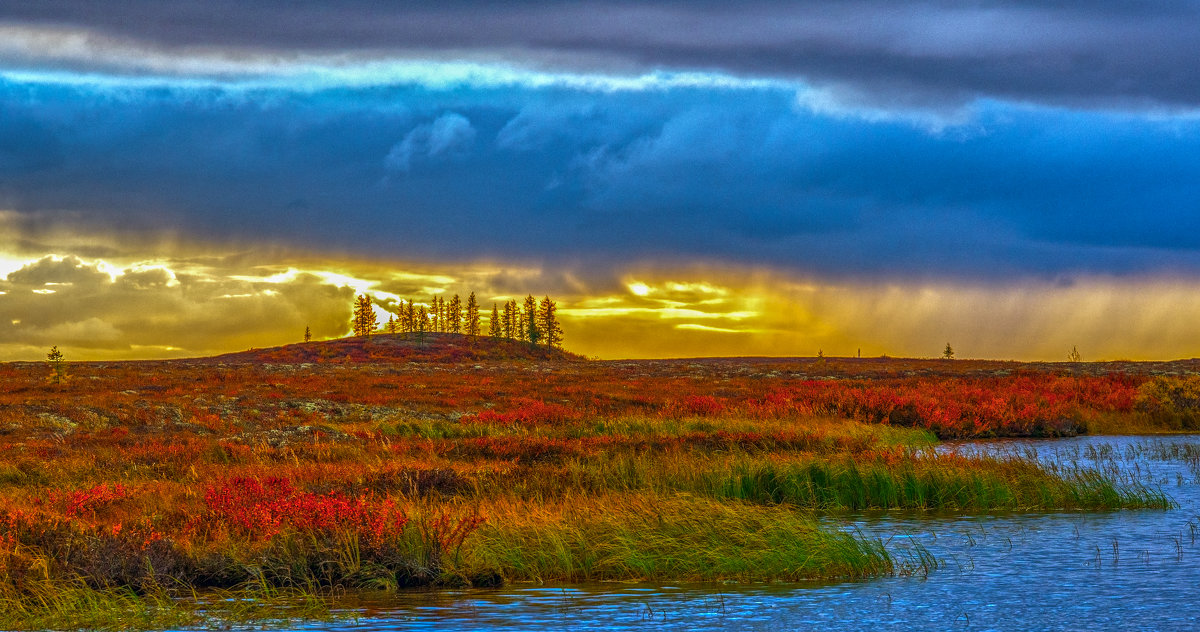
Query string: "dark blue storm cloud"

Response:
xmin=5 ymin=1 xmax=1200 ymax=109
xmin=1 ymin=71 xmax=1200 ymax=281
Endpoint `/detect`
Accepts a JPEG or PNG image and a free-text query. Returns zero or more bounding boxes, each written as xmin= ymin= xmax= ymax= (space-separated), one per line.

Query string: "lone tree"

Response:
xmin=943 ymin=343 xmax=955 ymax=360
xmin=1067 ymin=345 xmax=1082 ymax=363
xmin=353 ymin=294 xmax=377 ymax=337
xmin=304 ymin=326 xmax=312 ymax=343
xmin=46 ymin=346 xmax=68 ymax=386
xmin=488 ymin=303 xmax=502 ymax=337
xmin=537 ymin=296 xmax=563 ymax=349
xmin=465 ymin=292 xmax=481 ymax=336
xmin=523 ymin=294 xmax=540 ymax=345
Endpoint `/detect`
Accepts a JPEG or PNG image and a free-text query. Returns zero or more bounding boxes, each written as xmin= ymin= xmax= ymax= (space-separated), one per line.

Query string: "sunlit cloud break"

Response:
xmin=3 ymin=242 xmax=1200 ymax=362
xmin=0 ymin=25 xmax=790 ymax=95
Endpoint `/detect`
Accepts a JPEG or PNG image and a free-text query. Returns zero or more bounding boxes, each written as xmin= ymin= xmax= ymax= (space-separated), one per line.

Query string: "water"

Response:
xmin=304 ymin=435 xmax=1200 ymax=631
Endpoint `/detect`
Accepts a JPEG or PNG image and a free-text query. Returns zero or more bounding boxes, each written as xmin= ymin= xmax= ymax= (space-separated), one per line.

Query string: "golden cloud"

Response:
xmin=1 ymin=219 xmax=1199 ymax=362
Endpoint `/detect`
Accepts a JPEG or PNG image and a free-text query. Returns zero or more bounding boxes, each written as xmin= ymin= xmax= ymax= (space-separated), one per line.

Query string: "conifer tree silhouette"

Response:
xmin=449 ymin=294 xmax=463 ymax=334
xmin=466 ymin=292 xmax=481 ymax=336
xmin=502 ymin=300 xmax=516 ymax=339
xmin=46 ymin=346 xmax=68 ymax=385
xmin=538 ymin=296 xmax=563 ymax=349
xmin=523 ymin=294 xmax=540 ymax=345
xmin=353 ymin=295 xmax=376 ymax=337
xmin=489 ymin=303 xmax=502 ymax=337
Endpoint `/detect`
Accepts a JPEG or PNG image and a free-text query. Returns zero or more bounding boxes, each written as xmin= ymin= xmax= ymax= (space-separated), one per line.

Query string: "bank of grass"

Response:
xmin=0 ymin=579 xmax=336 ymax=631
xmin=464 ymin=494 xmax=897 ymax=583
xmin=474 ymin=448 xmax=1171 ymax=512
xmin=706 ymin=458 xmax=1168 ymax=510
xmin=0 ymin=580 xmax=192 ymax=631
xmin=379 ymin=414 xmax=937 ymax=454
xmin=692 ymin=454 xmax=1168 ymax=511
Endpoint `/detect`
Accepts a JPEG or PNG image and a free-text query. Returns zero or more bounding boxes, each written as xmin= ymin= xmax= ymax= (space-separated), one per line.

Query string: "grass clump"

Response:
xmin=701 ymin=456 xmax=1171 ymax=511
xmin=465 ymin=494 xmax=894 ymax=583
xmin=0 ymin=577 xmax=339 ymax=631
xmin=515 ymin=449 xmax=1170 ymax=512
xmin=0 ymin=579 xmax=194 ymax=631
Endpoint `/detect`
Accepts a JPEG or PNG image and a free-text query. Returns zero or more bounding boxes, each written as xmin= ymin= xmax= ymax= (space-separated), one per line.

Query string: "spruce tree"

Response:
xmin=353 ymin=295 xmax=376 ymax=337
xmin=523 ymin=294 xmax=540 ymax=345
xmin=304 ymin=325 xmax=312 ymax=343
xmin=46 ymin=346 xmax=68 ymax=385
xmin=404 ymin=300 xmax=416 ymax=333
xmin=489 ymin=303 xmax=502 ymax=337
xmin=502 ymin=300 xmax=515 ymax=338
xmin=466 ymin=292 xmax=481 ymax=336
xmin=538 ymin=296 xmax=563 ymax=349
xmin=448 ymin=295 xmax=462 ymax=334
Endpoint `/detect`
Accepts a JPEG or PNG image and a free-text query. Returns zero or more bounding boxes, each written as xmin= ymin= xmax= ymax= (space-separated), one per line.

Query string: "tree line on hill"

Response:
xmin=348 ymin=293 xmax=563 ymax=349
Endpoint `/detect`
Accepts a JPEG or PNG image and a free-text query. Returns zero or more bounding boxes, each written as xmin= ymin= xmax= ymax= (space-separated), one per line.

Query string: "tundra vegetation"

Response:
xmin=0 ymin=334 xmax=1190 ymax=629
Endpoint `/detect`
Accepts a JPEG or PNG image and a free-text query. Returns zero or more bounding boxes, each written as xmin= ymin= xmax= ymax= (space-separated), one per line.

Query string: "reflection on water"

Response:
xmin=279 ymin=436 xmax=1200 ymax=631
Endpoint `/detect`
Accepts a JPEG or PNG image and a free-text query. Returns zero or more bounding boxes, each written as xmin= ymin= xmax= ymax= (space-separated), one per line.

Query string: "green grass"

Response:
xmin=464 ymin=494 xmax=897 ymax=583
xmin=699 ymin=459 xmax=1171 ymax=511
xmin=0 ymin=578 xmax=339 ymax=631
xmin=0 ymin=580 xmax=193 ymax=631
xmin=476 ymin=450 xmax=1172 ymax=512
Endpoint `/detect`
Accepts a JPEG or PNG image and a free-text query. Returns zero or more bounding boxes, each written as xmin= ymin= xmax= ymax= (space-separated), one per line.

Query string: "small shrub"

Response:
xmin=1134 ymin=376 xmax=1200 ymax=430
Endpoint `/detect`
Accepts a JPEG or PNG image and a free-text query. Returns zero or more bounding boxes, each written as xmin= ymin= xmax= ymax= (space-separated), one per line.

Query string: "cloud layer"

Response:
xmin=1 ymin=73 xmax=1199 ymax=282
xmin=4 ymin=2 xmax=1200 ymax=109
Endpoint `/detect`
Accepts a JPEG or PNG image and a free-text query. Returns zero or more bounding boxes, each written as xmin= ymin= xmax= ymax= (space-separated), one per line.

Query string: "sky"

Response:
xmin=2 ymin=1 xmax=1200 ymax=361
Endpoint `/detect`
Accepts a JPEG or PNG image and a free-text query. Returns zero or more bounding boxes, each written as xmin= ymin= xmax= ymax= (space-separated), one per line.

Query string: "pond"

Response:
xmin=285 ymin=435 xmax=1200 ymax=631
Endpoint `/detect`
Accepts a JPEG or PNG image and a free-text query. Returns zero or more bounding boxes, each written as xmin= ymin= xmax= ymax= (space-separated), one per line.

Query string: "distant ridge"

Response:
xmin=209 ymin=332 xmax=586 ymax=364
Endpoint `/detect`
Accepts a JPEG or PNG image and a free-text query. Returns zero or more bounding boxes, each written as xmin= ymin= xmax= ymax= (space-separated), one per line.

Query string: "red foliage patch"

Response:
xmin=203 ymin=477 xmax=408 ymax=543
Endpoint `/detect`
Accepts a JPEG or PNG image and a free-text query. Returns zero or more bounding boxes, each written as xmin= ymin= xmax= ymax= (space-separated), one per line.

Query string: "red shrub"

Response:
xmin=203 ymin=477 xmax=408 ymax=543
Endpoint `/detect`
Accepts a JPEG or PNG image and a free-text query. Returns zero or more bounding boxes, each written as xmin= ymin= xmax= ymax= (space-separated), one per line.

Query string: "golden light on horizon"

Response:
xmin=3 ymin=236 xmax=1200 ymax=363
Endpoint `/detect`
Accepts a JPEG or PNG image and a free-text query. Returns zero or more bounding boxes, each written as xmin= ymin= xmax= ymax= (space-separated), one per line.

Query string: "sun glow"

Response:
xmin=5 ymin=233 xmax=1200 ymax=362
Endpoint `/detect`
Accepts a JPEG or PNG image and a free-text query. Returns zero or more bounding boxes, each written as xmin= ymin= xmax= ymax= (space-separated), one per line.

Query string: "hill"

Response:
xmin=210 ymin=332 xmax=587 ymax=365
